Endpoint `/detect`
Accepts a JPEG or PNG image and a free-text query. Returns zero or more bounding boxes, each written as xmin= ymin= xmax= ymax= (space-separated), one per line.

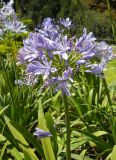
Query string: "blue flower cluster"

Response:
xmin=18 ymin=17 xmax=114 ymax=96
xmin=0 ymin=0 xmax=26 ymax=36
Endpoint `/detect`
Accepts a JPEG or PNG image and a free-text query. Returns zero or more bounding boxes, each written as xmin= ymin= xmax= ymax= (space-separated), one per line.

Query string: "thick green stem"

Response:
xmin=63 ymin=94 xmax=71 ymax=160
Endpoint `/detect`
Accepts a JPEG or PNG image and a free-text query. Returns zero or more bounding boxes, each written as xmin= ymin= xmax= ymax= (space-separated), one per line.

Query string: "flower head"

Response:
xmin=17 ymin=18 xmax=114 ymax=96
xmin=0 ymin=0 xmax=15 ymax=16
xmin=0 ymin=0 xmax=27 ymax=35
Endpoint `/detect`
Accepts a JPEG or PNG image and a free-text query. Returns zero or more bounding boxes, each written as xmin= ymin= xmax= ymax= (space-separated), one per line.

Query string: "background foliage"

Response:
xmin=13 ymin=0 xmax=116 ymax=43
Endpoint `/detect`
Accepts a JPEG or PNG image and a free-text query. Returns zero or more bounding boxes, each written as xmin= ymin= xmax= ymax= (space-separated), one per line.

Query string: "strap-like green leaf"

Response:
xmin=38 ymin=98 xmax=56 ymax=160
xmin=4 ymin=115 xmax=38 ymax=160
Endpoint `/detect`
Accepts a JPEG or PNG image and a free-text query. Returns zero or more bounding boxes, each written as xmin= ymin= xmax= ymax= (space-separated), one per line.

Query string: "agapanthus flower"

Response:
xmin=77 ymin=59 xmax=86 ymax=65
xmin=85 ymin=63 xmax=106 ymax=76
xmin=0 ymin=0 xmax=26 ymax=35
xmin=24 ymin=73 xmax=38 ymax=86
xmin=17 ymin=18 xmax=114 ymax=96
xmin=42 ymin=17 xmax=54 ymax=30
xmin=45 ymin=67 xmax=73 ymax=96
xmin=0 ymin=0 xmax=15 ymax=16
xmin=3 ymin=19 xmax=26 ymax=33
xmin=33 ymin=128 xmax=52 ymax=138
xmin=36 ymin=18 xmax=60 ymax=41
xmin=27 ymin=55 xmax=57 ymax=79
xmin=54 ymin=68 xmax=73 ymax=96
xmin=75 ymin=28 xmax=96 ymax=53
xmin=95 ymin=41 xmax=114 ymax=63
xmin=60 ymin=18 xmax=72 ymax=28
xmin=53 ymin=35 xmax=72 ymax=60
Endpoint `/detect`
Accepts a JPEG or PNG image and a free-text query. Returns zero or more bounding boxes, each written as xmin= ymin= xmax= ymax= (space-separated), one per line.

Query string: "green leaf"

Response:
xmin=78 ymin=130 xmax=112 ymax=151
xmin=45 ymin=113 xmax=57 ymax=138
xmin=71 ymin=153 xmax=93 ymax=160
xmin=24 ymin=150 xmax=32 ymax=160
xmin=99 ymin=80 xmax=103 ymax=99
xmin=70 ymin=96 xmax=83 ymax=117
xmin=0 ymin=140 xmax=10 ymax=159
xmin=52 ymin=91 xmax=61 ymax=102
xmin=4 ymin=116 xmax=38 ymax=160
xmin=92 ymin=131 xmax=108 ymax=137
xmin=45 ymin=112 xmax=58 ymax=155
xmin=38 ymin=98 xmax=56 ymax=160
xmin=0 ymin=96 xmax=5 ymax=107
xmin=9 ymin=121 xmax=43 ymax=157
xmin=0 ymin=105 xmax=9 ymax=115
xmin=88 ymin=89 xmax=94 ymax=105
xmin=110 ymin=145 xmax=116 ymax=160
xmin=80 ymin=149 xmax=87 ymax=156
xmin=7 ymin=147 xmax=23 ymax=160
xmin=0 ymin=134 xmax=6 ymax=142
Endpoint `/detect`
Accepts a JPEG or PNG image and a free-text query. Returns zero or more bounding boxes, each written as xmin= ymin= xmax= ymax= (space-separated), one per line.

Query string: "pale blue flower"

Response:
xmin=75 ymin=28 xmax=96 ymax=53
xmin=33 ymin=128 xmax=52 ymax=138
xmin=95 ymin=41 xmax=114 ymax=63
xmin=4 ymin=19 xmax=26 ymax=33
xmin=85 ymin=63 xmax=105 ymax=76
xmin=27 ymin=55 xmax=57 ymax=79
xmin=77 ymin=59 xmax=86 ymax=65
xmin=46 ymin=67 xmax=73 ymax=96
xmin=36 ymin=17 xmax=60 ymax=42
xmin=42 ymin=17 xmax=54 ymax=29
xmin=60 ymin=18 xmax=72 ymax=28
xmin=53 ymin=36 xmax=71 ymax=60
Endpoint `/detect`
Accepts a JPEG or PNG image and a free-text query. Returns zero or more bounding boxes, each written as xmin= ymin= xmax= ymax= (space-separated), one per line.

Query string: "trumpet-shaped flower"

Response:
xmin=60 ymin=18 xmax=72 ymax=28
xmin=77 ymin=59 xmax=86 ymax=65
xmin=27 ymin=55 xmax=57 ymax=79
xmin=42 ymin=17 xmax=54 ymax=30
xmin=53 ymin=36 xmax=72 ymax=60
xmin=33 ymin=128 xmax=52 ymax=138
xmin=46 ymin=67 xmax=73 ymax=96
xmin=75 ymin=28 xmax=96 ymax=53
xmin=85 ymin=63 xmax=105 ymax=76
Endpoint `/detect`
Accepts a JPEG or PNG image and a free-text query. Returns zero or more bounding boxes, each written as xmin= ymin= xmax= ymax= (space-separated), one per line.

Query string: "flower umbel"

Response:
xmin=17 ymin=18 xmax=114 ymax=96
xmin=0 ymin=0 xmax=26 ymax=36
